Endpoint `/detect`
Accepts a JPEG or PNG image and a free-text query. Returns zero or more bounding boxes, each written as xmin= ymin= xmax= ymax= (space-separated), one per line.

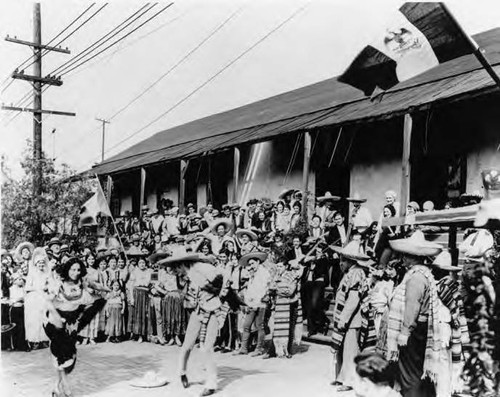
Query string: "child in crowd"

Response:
xmin=9 ymin=274 xmax=29 ymax=351
xmin=105 ymin=280 xmax=125 ymax=343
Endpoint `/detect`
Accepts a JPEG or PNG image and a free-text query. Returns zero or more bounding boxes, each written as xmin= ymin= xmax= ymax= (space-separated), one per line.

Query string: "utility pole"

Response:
xmin=96 ymin=118 xmax=111 ymax=162
xmin=2 ymin=3 xmax=74 ymax=197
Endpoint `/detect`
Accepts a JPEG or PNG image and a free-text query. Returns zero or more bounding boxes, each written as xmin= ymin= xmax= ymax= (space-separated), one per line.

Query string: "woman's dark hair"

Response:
xmin=284 ymin=203 xmax=291 ymax=210
xmin=85 ymin=252 xmax=97 ymax=269
xmin=383 ymin=204 xmax=396 ymax=217
xmin=292 ymin=201 xmax=302 ymax=211
xmin=312 ymin=214 xmax=322 ymax=222
xmin=96 ymin=256 xmax=107 ymax=269
xmin=59 ymin=257 xmax=87 ymax=281
xmin=197 ymin=239 xmax=213 ymax=254
xmin=107 ymin=255 xmax=118 ymax=264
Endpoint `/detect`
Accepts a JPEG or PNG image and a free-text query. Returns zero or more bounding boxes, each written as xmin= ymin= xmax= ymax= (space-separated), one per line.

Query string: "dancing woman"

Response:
xmin=43 ymin=257 xmax=109 ymax=397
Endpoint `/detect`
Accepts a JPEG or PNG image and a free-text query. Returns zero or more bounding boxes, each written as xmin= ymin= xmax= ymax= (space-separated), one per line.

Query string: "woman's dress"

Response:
xmin=24 ymin=269 xmax=50 ymax=343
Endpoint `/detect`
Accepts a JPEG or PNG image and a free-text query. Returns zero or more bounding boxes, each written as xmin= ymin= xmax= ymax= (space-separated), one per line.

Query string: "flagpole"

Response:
xmin=94 ymin=174 xmax=129 ymax=262
xmin=443 ymin=3 xmax=500 ymax=89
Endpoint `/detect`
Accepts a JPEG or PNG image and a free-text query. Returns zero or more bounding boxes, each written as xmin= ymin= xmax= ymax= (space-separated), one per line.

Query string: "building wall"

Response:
xmin=350 ymin=160 xmax=402 ymax=220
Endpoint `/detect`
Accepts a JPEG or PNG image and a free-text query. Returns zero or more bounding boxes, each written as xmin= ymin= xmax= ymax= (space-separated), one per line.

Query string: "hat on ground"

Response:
xmin=347 ymin=193 xmax=367 ymax=203
xmin=389 ymin=230 xmax=442 ymax=257
xmin=47 ymin=237 xmax=62 ymax=248
xmin=238 ymin=251 xmax=268 ymax=267
xmin=15 ymin=242 xmax=35 ymax=260
xmin=210 ymin=218 xmax=233 ymax=233
xmin=432 ymin=251 xmax=461 ymax=272
xmin=130 ymin=371 xmax=169 ymax=388
xmin=317 ymin=192 xmax=341 ymax=203
xmin=235 ymin=229 xmax=258 ymax=242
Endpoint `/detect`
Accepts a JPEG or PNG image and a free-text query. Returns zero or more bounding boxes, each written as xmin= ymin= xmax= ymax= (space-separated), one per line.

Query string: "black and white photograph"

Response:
xmin=1 ymin=1 xmax=500 ymax=396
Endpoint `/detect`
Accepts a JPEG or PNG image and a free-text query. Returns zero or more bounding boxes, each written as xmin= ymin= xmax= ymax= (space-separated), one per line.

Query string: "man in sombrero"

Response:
xmin=157 ymin=249 xmax=226 ymax=396
xmin=201 ymin=218 xmax=234 ymax=255
xmin=380 ymin=230 xmax=443 ymax=397
xmin=330 ymin=239 xmax=374 ymax=392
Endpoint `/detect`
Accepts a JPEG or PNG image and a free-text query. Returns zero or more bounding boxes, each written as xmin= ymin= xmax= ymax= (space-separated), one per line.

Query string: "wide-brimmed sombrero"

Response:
xmin=432 ymin=251 xmax=460 ymax=272
xmin=235 ymin=229 xmax=258 ymax=241
xmin=148 ymin=250 xmax=170 ymax=264
xmin=330 ymin=240 xmax=372 ymax=264
xmin=346 ymin=193 xmax=367 ymax=203
xmin=389 ymin=230 xmax=442 ymax=257
xmin=238 ymin=251 xmax=268 ymax=267
xmin=209 ymin=218 xmax=233 ymax=233
xmin=317 ymin=192 xmax=341 ymax=203
xmin=15 ymin=241 xmax=35 ymax=260
xmin=278 ymin=188 xmax=299 ymax=200
xmin=130 ymin=371 xmax=169 ymax=388
xmin=157 ymin=251 xmax=215 ymax=267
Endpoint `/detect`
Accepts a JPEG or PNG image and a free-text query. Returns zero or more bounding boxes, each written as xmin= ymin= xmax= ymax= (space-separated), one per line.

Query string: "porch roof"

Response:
xmin=92 ymin=28 xmax=500 ymax=176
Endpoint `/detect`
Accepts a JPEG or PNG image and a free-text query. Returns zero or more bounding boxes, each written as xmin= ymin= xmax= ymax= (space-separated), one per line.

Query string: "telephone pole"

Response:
xmin=96 ymin=118 xmax=110 ymax=162
xmin=2 ymin=3 xmax=75 ymax=196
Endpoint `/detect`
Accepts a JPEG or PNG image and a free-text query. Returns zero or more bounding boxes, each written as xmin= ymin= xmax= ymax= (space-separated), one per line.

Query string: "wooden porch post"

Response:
xmin=233 ymin=147 xmax=240 ymax=203
xmin=139 ymin=168 xmax=147 ymax=216
xmin=179 ymin=159 xmax=189 ymax=214
xmin=106 ymin=175 xmax=113 ymax=207
xmin=400 ymin=114 xmax=413 ymax=215
xmin=302 ymin=131 xmax=312 ymax=220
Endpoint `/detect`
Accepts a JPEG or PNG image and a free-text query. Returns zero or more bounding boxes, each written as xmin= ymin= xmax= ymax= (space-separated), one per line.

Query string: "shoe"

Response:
xmin=233 ymin=350 xmax=248 ymax=355
xmin=261 ymin=353 xmax=275 ymax=359
xmin=89 ymin=339 xmax=96 ymax=345
xmin=336 ymin=385 xmax=353 ymax=392
xmin=250 ymin=350 xmax=264 ymax=357
xmin=330 ymin=381 xmax=342 ymax=386
xmin=157 ymin=337 xmax=166 ymax=346
xmin=180 ymin=374 xmax=189 ymax=389
xmin=167 ymin=338 xmax=175 ymax=346
xmin=175 ymin=336 xmax=182 ymax=346
xmin=138 ymin=336 xmax=143 ymax=343
xmin=200 ymin=388 xmax=216 ymax=396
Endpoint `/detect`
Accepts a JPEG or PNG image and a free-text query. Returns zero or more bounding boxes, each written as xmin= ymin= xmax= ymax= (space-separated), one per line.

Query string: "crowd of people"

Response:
xmin=0 ymin=187 xmax=494 ymax=397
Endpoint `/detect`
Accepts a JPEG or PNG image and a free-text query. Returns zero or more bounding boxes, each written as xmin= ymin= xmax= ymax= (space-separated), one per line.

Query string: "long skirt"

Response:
xmin=10 ymin=305 xmax=28 ymax=351
xmin=162 ymin=291 xmax=186 ymax=337
xmin=44 ymin=299 xmax=105 ymax=374
xmin=25 ymin=291 xmax=49 ymax=343
xmin=398 ymin=321 xmax=436 ymax=397
xmin=273 ymin=297 xmax=291 ymax=356
xmin=105 ymin=305 xmax=123 ymax=337
xmin=132 ymin=287 xmax=149 ymax=336
xmin=336 ymin=327 xmax=361 ymax=387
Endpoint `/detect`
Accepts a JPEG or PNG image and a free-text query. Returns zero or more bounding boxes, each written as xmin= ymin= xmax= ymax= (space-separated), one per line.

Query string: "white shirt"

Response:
xmin=245 ymin=266 xmax=271 ymax=309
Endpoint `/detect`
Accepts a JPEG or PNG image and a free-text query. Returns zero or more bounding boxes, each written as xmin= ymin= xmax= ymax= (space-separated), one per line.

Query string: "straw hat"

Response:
xmin=317 ymin=191 xmax=341 ymax=203
xmin=148 ymin=250 xmax=170 ymax=265
xmin=347 ymin=193 xmax=367 ymax=203
xmin=459 ymin=230 xmax=493 ymax=260
xmin=130 ymin=371 xmax=169 ymax=388
xmin=209 ymin=218 xmax=233 ymax=233
xmin=239 ymin=251 xmax=268 ymax=267
xmin=389 ymin=230 xmax=442 ymax=257
xmin=47 ymin=237 xmax=62 ymax=248
xmin=15 ymin=241 xmax=35 ymax=260
xmin=156 ymin=249 xmax=215 ymax=267
xmin=432 ymin=251 xmax=461 ymax=272
xmin=235 ymin=229 xmax=258 ymax=242
xmin=330 ymin=239 xmax=372 ymax=264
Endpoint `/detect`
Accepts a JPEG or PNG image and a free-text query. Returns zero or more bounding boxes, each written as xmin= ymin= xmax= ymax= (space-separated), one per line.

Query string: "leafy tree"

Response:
xmin=1 ymin=141 xmax=95 ymax=248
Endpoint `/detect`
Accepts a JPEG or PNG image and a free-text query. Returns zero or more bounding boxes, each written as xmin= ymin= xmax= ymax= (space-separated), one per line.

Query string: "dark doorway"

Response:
xmin=207 ymin=153 xmax=230 ymax=209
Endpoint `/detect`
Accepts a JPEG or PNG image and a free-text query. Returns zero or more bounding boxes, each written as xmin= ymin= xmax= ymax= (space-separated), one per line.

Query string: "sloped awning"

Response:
xmin=91 ymin=28 xmax=500 ymax=176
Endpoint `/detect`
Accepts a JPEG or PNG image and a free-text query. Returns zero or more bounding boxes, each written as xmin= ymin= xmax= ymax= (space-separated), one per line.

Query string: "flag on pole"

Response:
xmin=78 ymin=187 xmax=112 ymax=227
xmin=338 ymin=2 xmax=473 ymax=95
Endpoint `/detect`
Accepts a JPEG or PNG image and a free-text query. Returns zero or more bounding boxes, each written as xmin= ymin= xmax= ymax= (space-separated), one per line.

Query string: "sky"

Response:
xmin=1 ymin=0 xmax=500 ymax=180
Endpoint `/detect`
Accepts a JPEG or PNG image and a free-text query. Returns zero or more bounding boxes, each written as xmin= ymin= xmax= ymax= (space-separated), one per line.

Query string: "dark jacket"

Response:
xmin=301 ymin=257 xmax=330 ymax=285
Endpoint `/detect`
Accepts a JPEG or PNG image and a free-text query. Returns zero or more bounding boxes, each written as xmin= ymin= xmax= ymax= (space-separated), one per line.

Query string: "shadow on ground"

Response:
xmin=217 ymin=366 xmax=266 ymax=390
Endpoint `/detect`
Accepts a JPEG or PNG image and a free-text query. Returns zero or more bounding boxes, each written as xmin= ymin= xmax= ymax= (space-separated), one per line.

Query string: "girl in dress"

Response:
xmin=44 ymin=257 xmax=108 ymax=397
xmin=78 ymin=252 xmax=100 ymax=345
xmin=159 ymin=265 xmax=186 ymax=346
xmin=105 ymin=280 xmax=125 ymax=342
xmin=129 ymin=256 xmax=152 ymax=342
xmin=24 ymin=248 xmax=50 ymax=349
xmin=9 ymin=273 xmax=28 ymax=351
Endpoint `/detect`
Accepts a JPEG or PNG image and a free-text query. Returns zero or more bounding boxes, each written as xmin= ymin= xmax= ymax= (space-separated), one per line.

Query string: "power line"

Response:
xmin=99 ymin=2 xmax=310 ymax=160
xmin=49 ymin=3 xmax=154 ymax=77
xmin=0 ymin=3 xmax=100 ymax=90
xmin=106 ymin=6 xmax=243 ymax=123
xmin=60 ymin=3 xmax=174 ymax=77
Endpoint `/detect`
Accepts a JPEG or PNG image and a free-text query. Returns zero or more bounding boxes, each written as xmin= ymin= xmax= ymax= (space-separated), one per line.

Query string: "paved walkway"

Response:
xmin=1 ymin=341 xmax=344 ymax=397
